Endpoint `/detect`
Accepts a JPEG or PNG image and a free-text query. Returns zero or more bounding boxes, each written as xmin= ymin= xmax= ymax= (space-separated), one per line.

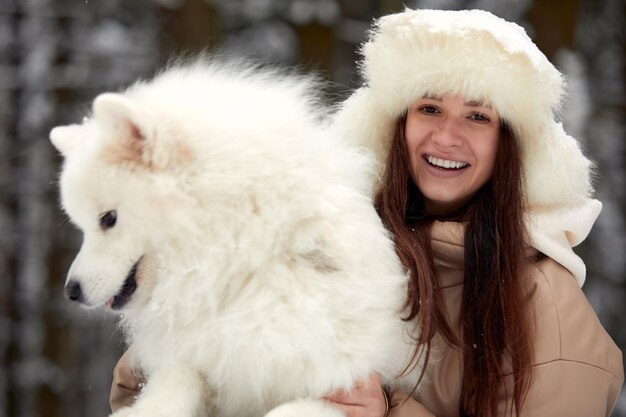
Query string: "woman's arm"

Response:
xmin=110 ymin=360 xmax=434 ymax=417
xmin=513 ymin=258 xmax=624 ymax=416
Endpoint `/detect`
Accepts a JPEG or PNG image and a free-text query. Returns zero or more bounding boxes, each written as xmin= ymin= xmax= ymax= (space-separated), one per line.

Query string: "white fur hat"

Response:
xmin=334 ymin=8 xmax=594 ymax=210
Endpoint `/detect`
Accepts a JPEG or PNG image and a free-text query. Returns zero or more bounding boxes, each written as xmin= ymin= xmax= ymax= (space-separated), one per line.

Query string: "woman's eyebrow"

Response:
xmin=422 ymin=93 xmax=443 ymax=101
xmin=465 ymin=100 xmax=492 ymax=109
xmin=421 ymin=95 xmax=492 ymax=109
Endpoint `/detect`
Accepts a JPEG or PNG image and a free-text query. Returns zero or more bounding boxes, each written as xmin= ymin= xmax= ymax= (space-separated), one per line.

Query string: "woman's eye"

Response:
xmin=99 ymin=210 xmax=117 ymax=230
xmin=469 ymin=113 xmax=490 ymax=123
xmin=419 ymin=105 xmax=440 ymax=115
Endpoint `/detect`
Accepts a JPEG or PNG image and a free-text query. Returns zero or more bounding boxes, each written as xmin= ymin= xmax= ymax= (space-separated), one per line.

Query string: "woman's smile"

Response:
xmin=424 ymin=154 xmax=469 ymax=170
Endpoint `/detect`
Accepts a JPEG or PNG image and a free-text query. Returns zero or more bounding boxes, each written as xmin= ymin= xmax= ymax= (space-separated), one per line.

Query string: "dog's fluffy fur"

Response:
xmin=51 ymin=61 xmax=414 ymax=417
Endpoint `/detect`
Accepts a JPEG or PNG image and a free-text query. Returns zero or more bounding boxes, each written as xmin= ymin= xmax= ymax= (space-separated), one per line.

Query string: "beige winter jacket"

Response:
xmin=110 ymin=221 xmax=623 ymax=416
xmin=386 ymin=221 xmax=623 ymax=417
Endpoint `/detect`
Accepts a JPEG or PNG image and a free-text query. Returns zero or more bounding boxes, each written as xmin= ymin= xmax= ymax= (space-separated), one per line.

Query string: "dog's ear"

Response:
xmin=93 ymin=93 xmax=154 ymax=166
xmin=50 ymin=124 xmax=82 ymax=156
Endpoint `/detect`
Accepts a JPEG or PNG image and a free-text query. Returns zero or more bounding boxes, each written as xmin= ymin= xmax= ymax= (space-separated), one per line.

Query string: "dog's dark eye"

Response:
xmin=99 ymin=210 xmax=117 ymax=230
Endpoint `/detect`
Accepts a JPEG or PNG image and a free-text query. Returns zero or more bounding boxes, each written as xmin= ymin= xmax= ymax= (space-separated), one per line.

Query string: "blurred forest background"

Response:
xmin=0 ymin=0 xmax=623 ymax=416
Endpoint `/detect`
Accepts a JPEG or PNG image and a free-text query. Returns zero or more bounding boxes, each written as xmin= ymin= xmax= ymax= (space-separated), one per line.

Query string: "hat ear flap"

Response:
xmin=93 ymin=93 xmax=153 ymax=165
xmin=50 ymin=124 xmax=83 ymax=156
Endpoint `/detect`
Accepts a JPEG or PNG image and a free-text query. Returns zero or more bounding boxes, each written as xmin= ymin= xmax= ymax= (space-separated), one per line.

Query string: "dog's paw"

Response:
xmin=265 ymin=399 xmax=346 ymax=417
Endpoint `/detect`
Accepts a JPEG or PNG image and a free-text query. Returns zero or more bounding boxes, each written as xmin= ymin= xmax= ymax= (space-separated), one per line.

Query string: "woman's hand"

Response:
xmin=110 ymin=349 xmax=144 ymax=411
xmin=322 ymin=374 xmax=388 ymax=417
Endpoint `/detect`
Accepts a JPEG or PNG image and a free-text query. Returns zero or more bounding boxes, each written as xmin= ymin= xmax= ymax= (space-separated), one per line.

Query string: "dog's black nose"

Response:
xmin=64 ymin=280 xmax=83 ymax=302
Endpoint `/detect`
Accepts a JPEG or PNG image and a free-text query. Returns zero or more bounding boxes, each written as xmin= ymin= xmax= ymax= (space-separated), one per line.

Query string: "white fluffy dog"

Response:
xmin=51 ymin=60 xmax=414 ymax=417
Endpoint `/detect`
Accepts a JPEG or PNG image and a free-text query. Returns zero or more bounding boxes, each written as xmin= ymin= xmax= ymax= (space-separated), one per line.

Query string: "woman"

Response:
xmin=110 ymin=8 xmax=623 ymax=417
xmin=324 ymin=8 xmax=623 ymax=417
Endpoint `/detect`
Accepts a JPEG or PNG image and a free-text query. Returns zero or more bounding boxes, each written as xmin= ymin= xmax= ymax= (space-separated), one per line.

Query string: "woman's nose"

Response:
xmin=431 ymin=118 xmax=463 ymax=147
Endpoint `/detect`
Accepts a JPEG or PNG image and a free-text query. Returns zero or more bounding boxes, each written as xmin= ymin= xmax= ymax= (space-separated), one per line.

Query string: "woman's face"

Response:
xmin=405 ymin=94 xmax=500 ymax=216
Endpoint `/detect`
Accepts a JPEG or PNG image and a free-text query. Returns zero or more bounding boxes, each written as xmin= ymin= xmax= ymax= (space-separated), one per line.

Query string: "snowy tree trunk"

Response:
xmin=0 ymin=1 xmax=17 ymax=416
xmin=8 ymin=1 xmax=54 ymax=416
xmin=0 ymin=141 xmax=10 ymax=412
xmin=0 ymin=4 xmax=17 ymax=417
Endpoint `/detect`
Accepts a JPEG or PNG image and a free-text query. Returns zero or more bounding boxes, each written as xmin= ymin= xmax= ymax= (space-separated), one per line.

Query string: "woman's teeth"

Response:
xmin=426 ymin=155 xmax=468 ymax=169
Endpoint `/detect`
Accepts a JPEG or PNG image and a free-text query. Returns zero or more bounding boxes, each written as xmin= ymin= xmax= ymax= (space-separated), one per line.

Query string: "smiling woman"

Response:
xmin=326 ymin=8 xmax=623 ymax=417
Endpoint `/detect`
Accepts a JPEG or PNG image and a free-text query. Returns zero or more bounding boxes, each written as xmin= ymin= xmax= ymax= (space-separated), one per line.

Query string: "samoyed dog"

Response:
xmin=51 ymin=60 xmax=414 ymax=417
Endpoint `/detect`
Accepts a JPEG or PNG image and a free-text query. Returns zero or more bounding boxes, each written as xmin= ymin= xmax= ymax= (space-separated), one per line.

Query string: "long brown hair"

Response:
xmin=374 ymin=116 xmax=533 ymax=416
